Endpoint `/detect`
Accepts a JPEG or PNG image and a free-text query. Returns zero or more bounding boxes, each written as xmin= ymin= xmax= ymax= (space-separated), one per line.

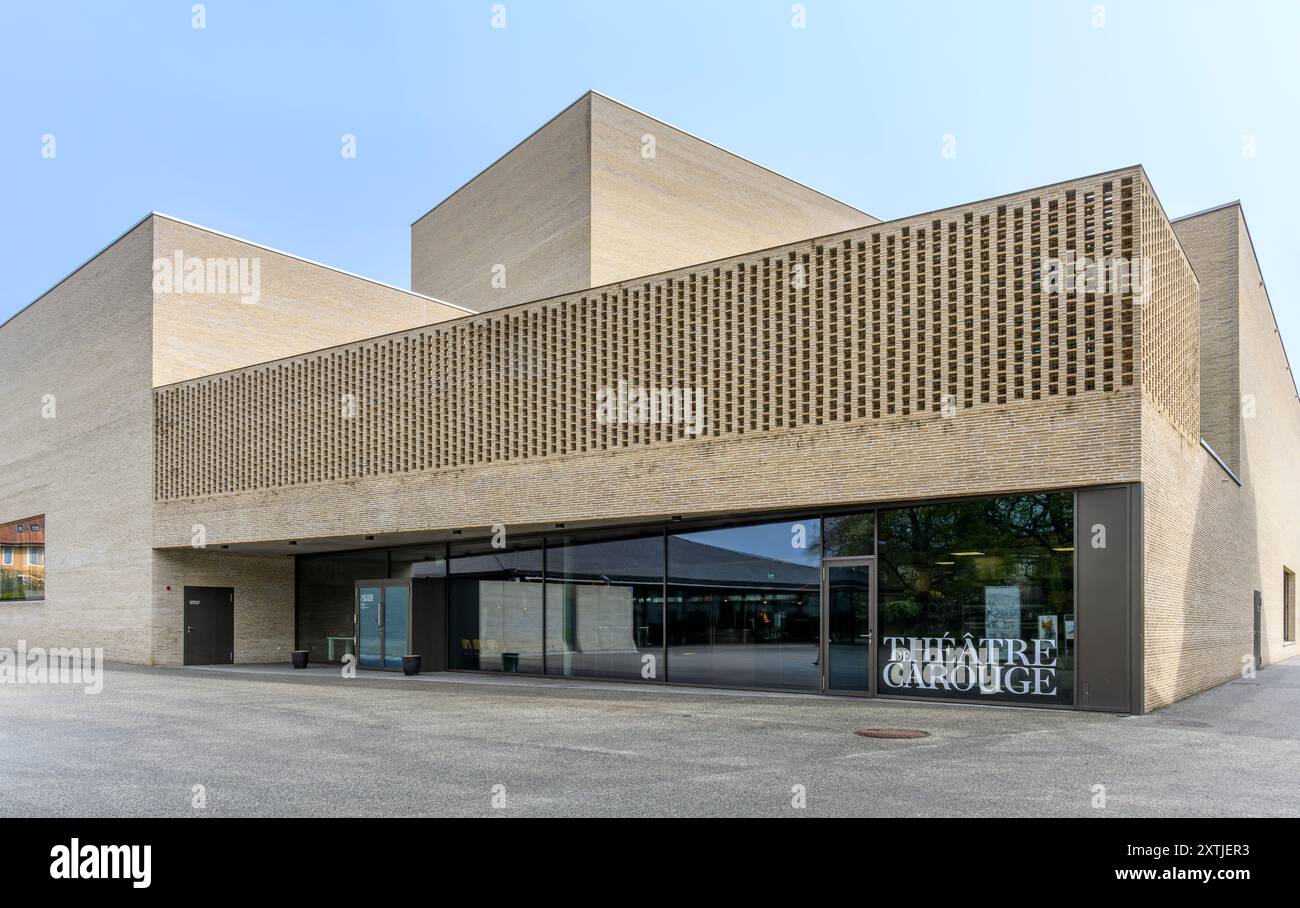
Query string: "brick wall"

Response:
xmin=1173 ymin=208 xmax=1239 ymax=469
xmin=155 ymin=168 xmax=1146 ymax=516
xmin=154 ymin=392 xmax=1142 ymax=548
xmin=0 ymin=218 xmax=155 ymax=663
xmin=151 ymin=548 xmax=294 ymax=666
xmin=153 ymin=216 xmax=468 ymax=387
xmin=1141 ymin=203 xmax=1300 ymax=709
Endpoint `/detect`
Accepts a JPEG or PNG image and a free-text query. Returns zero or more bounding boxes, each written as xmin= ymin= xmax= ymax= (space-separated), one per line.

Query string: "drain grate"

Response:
xmin=855 ymin=727 xmax=930 ymax=740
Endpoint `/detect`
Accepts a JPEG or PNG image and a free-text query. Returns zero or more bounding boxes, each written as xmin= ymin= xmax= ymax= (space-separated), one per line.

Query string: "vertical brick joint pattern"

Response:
xmin=154 ymin=173 xmax=1148 ymax=502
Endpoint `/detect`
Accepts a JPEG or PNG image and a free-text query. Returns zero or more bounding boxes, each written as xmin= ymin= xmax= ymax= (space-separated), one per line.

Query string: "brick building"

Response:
xmin=2 ymin=92 xmax=1297 ymax=712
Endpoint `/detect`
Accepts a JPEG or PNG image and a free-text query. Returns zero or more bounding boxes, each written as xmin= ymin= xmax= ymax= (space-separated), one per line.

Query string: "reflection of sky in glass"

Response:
xmin=673 ymin=519 xmax=820 ymax=567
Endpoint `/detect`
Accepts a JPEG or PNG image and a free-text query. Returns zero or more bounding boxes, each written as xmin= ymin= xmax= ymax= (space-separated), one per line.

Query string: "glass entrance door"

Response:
xmin=355 ymin=581 xmax=411 ymax=670
xmin=822 ymin=559 xmax=874 ymax=694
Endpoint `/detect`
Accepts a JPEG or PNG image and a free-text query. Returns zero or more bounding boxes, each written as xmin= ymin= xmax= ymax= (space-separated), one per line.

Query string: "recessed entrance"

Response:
xmin=183 ymin=586 xmax=234 ymax=665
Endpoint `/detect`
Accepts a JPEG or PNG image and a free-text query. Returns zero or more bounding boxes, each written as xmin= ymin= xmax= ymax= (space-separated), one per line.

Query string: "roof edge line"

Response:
xmin=1233 ymin=204 xmax=1300 ymax=402
xmin=152 ymin=213 xmax=476 ymax=314
xmin=587 ymin=90 xmax=877 ymax=222
xmin=409 ymin=90 xmax=879 ymax=228
xmin=1170 ymin=199 xmax=1243 ymax=223
xmin=0 ymin=210 xmax=157 ymax=335
xmin=409 ymin=91 xmax=594 ymax=228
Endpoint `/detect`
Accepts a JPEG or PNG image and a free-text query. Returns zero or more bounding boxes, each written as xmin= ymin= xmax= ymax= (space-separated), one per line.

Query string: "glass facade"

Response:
xmin=823 ymin=511 xmax=874 ymax=559
xmin=876 ymin=493 xmax=1074 ymax=705
xmin=448 ymin=543 xmax=544 ymax=674
xmin=667 ymin=517 xmax=821 ymax=690
xmin=293 ymin=491 xmax=1076 ymax=706
xmin=296 ymin=548 xmax=387 ymax=663
xmin=825 ymin=562 xmax=872 ymax=691
xmin=544 ymin=532 xmax=664 ymax=681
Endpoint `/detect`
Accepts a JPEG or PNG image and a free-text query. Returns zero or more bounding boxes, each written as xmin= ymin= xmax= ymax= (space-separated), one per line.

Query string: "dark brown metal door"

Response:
xmin=184 ymin=586 xmax=234 ymax=665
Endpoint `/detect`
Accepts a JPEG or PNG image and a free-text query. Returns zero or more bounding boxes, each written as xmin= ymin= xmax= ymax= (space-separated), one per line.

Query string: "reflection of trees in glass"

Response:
xmin=877 ymin=494 xmax=1073 ymax=639
xmin=824 ymin=512 xmax=873 ymax=558
xmin=875 ymin=493 xmax=1074 ymax=703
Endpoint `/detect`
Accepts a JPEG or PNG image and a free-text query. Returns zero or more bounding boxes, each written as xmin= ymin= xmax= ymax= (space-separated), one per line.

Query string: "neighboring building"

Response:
xmin=2 ymin=92 xmax=1297 ymax=713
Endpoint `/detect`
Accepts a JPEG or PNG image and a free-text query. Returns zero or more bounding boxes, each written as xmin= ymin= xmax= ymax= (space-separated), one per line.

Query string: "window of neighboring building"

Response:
xmin=1285 ymin=568 xmax=1296 ymax=644
xmin=1 ymin=514 xmax=45 ymax=602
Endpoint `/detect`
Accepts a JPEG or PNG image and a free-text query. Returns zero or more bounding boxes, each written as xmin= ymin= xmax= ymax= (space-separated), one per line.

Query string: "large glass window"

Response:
xmin=448 ymin=543 xmax=544 ymax=673
xmin=296 ymin=549 xmax=387 ymax=663
xmin=823 ymin=511 xmax=875 ymax=558
xmin=389 ymin=548 xmax=447 ymax=580
xmin=545 ymin=532 xmax=664 ymax=681
xmin=667 ymin=517 xmax=821 ymax=690
xmin=876 ymin=493 xmax=1074 ymax=705
xmin=1 ymin=514 xmax=45 ymax=602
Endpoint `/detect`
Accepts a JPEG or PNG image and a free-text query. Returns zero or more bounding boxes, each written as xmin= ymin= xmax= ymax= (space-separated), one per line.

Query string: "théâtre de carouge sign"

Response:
xmin=881 ymin=634 xmax=1059 ymax=696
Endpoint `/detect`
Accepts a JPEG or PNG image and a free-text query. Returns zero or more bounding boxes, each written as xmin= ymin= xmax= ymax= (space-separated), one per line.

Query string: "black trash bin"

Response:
xmin=291 ymin=650 xmax=309 ymax=669
xmin=402 ymin=654 xmax=422 ymax=676
xmin=502 ymin=652 xmax=519 ymax=672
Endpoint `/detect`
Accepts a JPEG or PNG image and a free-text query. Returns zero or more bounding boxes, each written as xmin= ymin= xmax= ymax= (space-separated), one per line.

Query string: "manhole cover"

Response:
xmin=855 ymin=727 xmax=930 ymax=739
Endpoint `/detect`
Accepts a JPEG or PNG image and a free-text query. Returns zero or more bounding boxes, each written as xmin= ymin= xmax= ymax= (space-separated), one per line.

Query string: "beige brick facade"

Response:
xmin=156 ymin=168 xmax=1146 ymax=509
xmin=151 ymin=548 xmax=294 ymax=666
xmin=0 ymin=218 xmax=156 ymax=664
xmin=1173 ymin=206 xmax=1240 ymax=470
xmin=1142 ymin=203 xmax=1300 ymax=710
xmin=1 ymin=214 xmax=471 ymax=665
xmin=5 ymin=110 xmax=1297 ymax=709
xmin=411 ymin=92 xmax=875 ymax=312
xmin=153 ymin=216 xmax=469 ymax=387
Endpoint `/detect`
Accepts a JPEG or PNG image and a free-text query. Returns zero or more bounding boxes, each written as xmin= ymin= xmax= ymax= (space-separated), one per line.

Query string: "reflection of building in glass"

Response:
xmin=0 ymin=515 xmax=44 ymax=602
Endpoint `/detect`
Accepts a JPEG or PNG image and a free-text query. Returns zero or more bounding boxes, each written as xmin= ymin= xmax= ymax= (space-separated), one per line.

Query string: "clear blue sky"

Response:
xmin=3 ymin=0 xmax=1297 ymax=364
